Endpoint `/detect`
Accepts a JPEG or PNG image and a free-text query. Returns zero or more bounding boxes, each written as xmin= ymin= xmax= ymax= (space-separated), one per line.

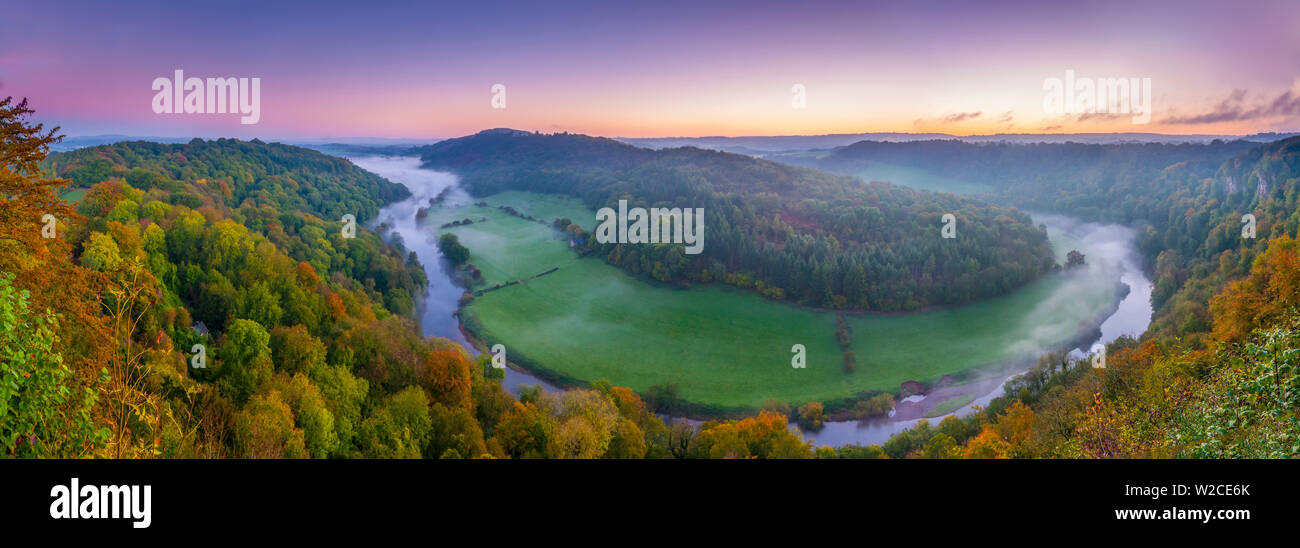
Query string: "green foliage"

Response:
xmin=0 ymin=276 xmax=107 ymax=457
xmin=80 ymin=231 xmax=123 ymax=271
xmin=232 ymin=390 xmax=308 ymax=458
xmin=1176 ymin=323 xmax=1300 ymax=458
xmin=437 ymin=232 xmax=470 ymax=265
xmin=46 ymin=138 xmax=410 ymax=223
xmin=797 ymin=402 xmax=824 ymax=431
xmin=357 ymin=387 xmax=433 ymax=458
xmin=219 ymin=319 xmax=274 ymax=403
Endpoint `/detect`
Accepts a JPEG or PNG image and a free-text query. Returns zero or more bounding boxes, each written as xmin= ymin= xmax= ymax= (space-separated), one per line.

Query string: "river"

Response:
xmin=353 ymin=155 xmax=1153 ymax=447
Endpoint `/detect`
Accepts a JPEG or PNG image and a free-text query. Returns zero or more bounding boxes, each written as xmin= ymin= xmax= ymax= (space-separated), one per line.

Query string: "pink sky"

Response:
xmin=3 ymin=0 xmax=1298 ymax=139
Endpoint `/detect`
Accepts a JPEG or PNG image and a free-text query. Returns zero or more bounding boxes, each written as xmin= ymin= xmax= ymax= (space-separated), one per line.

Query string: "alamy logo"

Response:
xmin=1090 ymin=343 xmax=1106 ymax=369
xmin=1043 ymin=69 xmax=1151 ymax=124
xmin=49 ymin=478 xmax=151 ymax=529
xmin=152 ymin=70 xmax=261 ymax=124
xmin=595 ymin=200 xmax=704 ymax=255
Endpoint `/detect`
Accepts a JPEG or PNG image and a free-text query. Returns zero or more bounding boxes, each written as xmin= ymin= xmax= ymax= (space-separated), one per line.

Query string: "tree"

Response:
xmin=269 ymin=325 xmax=327 ymax=374
xmin=219 ymin=319 xmax=274 ymax=403
xmin=438 ymin=232 xmax=470 ymax=264
xmin=797 ymin=402 xmax=824 ymax=431
xmin=495 ymin=401 xmax=552 ymax=459
xmin=357 ymin=387 xmax=433 ymax=458
xmin=275 ymin=373 xmax=338 ymax=459
xmin=546 ymin=389 xmax=621 ymax=459
xmin=81 ymin=232 xmax=123 ymax=271
xmin=427 ymin=403 xmax=488 ymax=459
xmin=232 ymin=390 xmax=307 ymax=459
xmin=1065 ymin=249 xmax=1086 ymax=269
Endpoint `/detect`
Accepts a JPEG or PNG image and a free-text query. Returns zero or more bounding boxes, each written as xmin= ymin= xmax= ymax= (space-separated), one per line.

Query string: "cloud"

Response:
xmin=915 ymin=111 xmax=984 ymax=126
xmin=941 ymin=111 xmax=983 ymax=123
xmin=1164 ymin=84 xmax=1300 ymax=124
xmin=995 ymin=111 xmax=1014 ymax=123
xmin=1075 ymin=112 xmax=1131 ymax=122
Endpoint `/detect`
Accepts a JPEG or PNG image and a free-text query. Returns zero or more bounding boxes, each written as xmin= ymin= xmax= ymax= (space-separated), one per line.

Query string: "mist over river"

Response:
xmin=354 ymin=156 xmax=562 ymax=394
xmin=353 ymin=155 xmax=1153 ymax=447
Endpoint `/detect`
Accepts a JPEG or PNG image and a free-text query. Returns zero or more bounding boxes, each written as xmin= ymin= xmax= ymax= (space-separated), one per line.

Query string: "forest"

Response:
xmin=0 ymin=98 xmax=819 ymax=459
xmin=5 ymin=92 xmax=1299 ymax=459
xmin=418 ymin=130 xmax=1059 ymax=312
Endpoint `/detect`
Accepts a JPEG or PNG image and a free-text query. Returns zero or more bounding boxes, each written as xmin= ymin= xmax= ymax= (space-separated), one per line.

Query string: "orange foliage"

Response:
xmin=295 ymin=261 xmax=320 ymax=288
xmin=694 ymin=411 xmax=809 ymax=459
xmin=0 ymin=98 xmax=112 ymax=387
xmin=416 ymin=346 xmax=474 ymax=411
xmin=1211 ymin=236 xmax=1300 ymax=342
xmin=607 ymin=386 xmax=647 ymax=419
xmin=994 ymin=400 xmax=1036 ymax=448
xmin=325 ymin=291 xmax=346 ymax=319
xmin=962 ymin=427 xmax=1011 ymax=459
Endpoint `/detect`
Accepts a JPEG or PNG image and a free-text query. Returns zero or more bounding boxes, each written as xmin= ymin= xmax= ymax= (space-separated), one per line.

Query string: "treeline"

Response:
xmin=419 ymin=130 xmax=1057 ymax=312
xmin=803 ymin=138 xmax=1257 ymax=222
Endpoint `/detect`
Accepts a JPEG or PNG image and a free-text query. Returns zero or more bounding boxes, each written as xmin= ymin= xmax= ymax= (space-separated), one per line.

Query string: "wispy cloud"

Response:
xmin=1164 ymin=83 xmax=1300 ymax=124
xmin=1075 ymin=112 xmax=1132 ymax=122
xmin=941 ymin=111 xmax=983 ymax=123
xmin=914 ymin=111 xmax=984 ymax=126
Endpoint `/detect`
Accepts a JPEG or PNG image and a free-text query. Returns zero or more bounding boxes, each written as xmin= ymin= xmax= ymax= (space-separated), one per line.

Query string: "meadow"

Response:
xmin=444 ymin=191 xmax=1123 ymax=412
xmin=421 ymin=191 xmax=595 ymax=286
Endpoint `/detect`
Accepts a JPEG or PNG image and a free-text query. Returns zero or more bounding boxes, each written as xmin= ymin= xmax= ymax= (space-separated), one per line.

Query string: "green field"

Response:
xmin=449 ymin=191 xmax=1123 ymax=412
xmin=60 ymin=189 xmax=87 ymax=203
xmin=855 ymin=163 xmax=990 ymax=195
xmin=422 ymin=192 xmax=595 ymax=286
xmin=483 ymin=190 xmax=599 ymax=230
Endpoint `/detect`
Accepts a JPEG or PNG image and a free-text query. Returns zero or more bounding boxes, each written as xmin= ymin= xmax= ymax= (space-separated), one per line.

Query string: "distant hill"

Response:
xmin=52 ymin=134 xmax=439 ymax=154
xmin=794 ymin=139 xmax=1261 ymax=222
xmin=618 ymin=132 xmax=1299 ymax=156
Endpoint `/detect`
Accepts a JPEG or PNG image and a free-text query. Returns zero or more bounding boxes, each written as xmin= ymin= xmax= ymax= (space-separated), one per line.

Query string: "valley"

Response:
xmin=357 ymin=156 xmax=1137 ymax=420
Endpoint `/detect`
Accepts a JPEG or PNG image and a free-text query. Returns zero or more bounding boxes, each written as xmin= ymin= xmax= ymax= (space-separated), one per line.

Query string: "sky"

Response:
xmin=3 ymin=0 xmax=1299 ymax=140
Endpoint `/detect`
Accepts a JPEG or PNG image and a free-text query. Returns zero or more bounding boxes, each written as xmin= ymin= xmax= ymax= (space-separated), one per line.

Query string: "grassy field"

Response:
xmin=423 ymin=193 xmax=595 ymax=286
xmin=483 ymin=190 xmax=599 ymax=230
xmin=451 ymin=191 xmax=1123 ymax=411
xmin=854 ymin=163 xmax=991 ymax=195
xmin=464 ymin=259 xmax=844 ymax=410
xmin=60 ymin=189 xmax=87 ymax=203
xmin=846 ymin=268 xmax=1117 ymax=397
